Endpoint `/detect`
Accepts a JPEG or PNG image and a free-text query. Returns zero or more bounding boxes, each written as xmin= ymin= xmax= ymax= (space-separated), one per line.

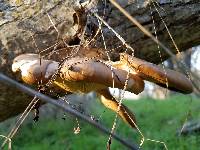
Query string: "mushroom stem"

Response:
xmin=97 ymin=88 xmax=137 ymax=128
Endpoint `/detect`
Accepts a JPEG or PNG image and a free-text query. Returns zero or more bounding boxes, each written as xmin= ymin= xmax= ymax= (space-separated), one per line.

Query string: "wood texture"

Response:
xmin=0 ymin=0 xmax=199 ymax=122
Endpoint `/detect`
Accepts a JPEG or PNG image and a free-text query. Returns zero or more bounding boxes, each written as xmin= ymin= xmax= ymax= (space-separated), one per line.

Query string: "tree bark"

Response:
xmin=0 ymin=0 xmax=200 ymax=122
xmin=105 ymin=0 xmax=200 ymax=63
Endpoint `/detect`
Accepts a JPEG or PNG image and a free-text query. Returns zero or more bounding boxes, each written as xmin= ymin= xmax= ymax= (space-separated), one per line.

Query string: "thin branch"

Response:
xmin=1 ymin=97 xmax=39 ymax=148
xmin=0 ymin=73 xmax=139 ymax=150
xmin=108 ymin=1 xmax=198 ymax=143
xmin=109 ymin=0 xmax=175 ymax=57
xmin=108 ymin=0 xmax=199 ymax=82
xmin=94 ymin=13 xmax=135 ymax=54
xmin=0 ymin=135 xmax=11 ymax=150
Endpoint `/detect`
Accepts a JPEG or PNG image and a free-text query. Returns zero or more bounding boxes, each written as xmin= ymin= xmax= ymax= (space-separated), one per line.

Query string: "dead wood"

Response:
xmin=0 ymin=0 xmax=199 ymax=122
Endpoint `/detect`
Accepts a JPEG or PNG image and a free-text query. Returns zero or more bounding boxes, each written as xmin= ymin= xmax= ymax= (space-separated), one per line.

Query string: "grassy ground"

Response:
xmin=1 ymin=94 xmax=200 ymax=150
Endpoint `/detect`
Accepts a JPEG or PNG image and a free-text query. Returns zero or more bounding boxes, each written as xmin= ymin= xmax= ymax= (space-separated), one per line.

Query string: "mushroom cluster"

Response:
xmin=12 ymin=52 xmax=193 ymax=128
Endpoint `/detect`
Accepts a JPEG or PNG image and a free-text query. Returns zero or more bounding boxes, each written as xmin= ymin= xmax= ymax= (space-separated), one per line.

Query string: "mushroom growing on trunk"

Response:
xmin=12 ymin=52 xmax=193 ymax=128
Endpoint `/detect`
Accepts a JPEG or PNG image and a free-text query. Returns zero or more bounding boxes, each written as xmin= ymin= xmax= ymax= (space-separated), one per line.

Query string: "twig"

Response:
xmin=1 ymin=97 xmax=39 ymax=148
xmin=108 ymin=0 xmax=198 ymax=81
xmin=0 ymin=73 xmax=139 ymax=150
xmin=94 ymin=13 xmax=135 ymax=54
xmin=0 ymin=135 xmax=11 ymax=150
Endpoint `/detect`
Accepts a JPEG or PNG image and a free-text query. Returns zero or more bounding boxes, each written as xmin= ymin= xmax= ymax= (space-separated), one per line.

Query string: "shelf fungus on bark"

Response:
xmin=118 ymin=53 xmax=193 ymax=94
xmin=12 ymin=52 xmax=193 ymax=129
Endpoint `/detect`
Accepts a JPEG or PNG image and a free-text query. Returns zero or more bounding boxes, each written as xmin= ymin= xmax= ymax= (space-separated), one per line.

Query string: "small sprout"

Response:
xmin=74 ymin=126 xmax=81 ymax=134
xmin=74 ymin=118 xmax=81 ymax=134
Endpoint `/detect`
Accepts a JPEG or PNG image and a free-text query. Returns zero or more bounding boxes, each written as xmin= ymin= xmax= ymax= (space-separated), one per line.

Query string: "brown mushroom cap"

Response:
xmin=120 ymin=53 xmax=193 ymax=94
xmin=12 ymin=54 xmax=54 ymax=84
xmin=59 ymin=57 xmax=144 ymax=94
xmin=12 ymin=54 xmax=144 ymax=94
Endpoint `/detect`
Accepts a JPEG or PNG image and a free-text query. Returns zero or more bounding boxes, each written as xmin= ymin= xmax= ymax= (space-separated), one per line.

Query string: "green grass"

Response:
xmin=1 ymin=95 xmax=200 ymax=150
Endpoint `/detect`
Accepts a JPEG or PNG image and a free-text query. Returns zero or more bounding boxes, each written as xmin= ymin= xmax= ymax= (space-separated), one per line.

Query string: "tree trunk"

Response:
xmin=0 ymin=0 xmax=200 ymax=122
